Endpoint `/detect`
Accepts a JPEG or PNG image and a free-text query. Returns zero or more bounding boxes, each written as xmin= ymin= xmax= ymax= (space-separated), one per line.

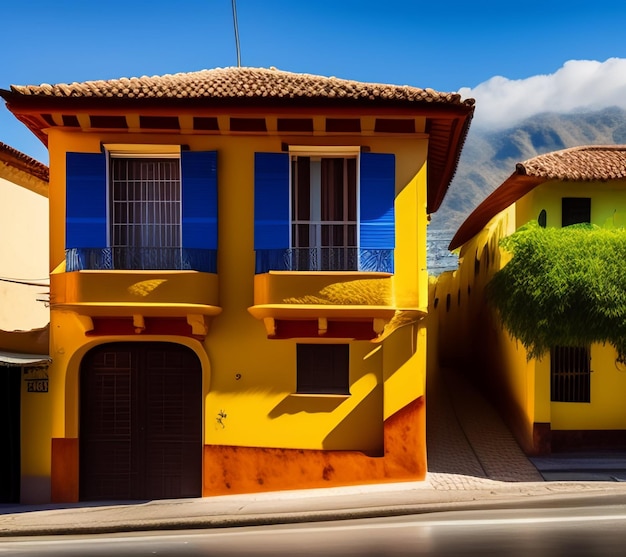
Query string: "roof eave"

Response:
xmin=426 ymin=106 xmax=475 ymax=214
xmin=448 ymin=173 xmax=545 ymax=251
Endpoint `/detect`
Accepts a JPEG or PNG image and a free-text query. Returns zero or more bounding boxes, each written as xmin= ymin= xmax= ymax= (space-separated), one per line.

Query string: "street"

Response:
xmin=3 ymin=503 xmax=626 ymax=556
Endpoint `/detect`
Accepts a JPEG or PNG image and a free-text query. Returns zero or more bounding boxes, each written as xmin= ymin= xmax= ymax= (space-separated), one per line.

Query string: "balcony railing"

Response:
xmin=66 ymin=247 xmax=217 ymax=273
xmin=255 ymin=248 xmax=393 ymax=274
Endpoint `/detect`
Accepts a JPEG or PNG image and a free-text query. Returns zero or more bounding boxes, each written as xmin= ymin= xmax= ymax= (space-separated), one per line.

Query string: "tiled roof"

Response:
xmin=1 ymin=66 xmax=474 ymax=213
xmin=0 ymin=141 xmax=49 ymax=183
xmin=449 ymin=145 xmax=626 ymax=250
xmin=6 ymin=66 xmax=473 ymax=108
xmin=517 ymin=145 xmax=626 ymax=181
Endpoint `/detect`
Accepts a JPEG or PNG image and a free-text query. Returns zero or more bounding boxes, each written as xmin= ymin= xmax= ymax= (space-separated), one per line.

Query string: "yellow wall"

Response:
xmin=517 ymin=179 xmax=626 ymax=228
xmin=432 ymin=208 xmax=540 ymax=452
xmin=550 ymin=345 xmax=626 ymax=430
xmin=30 ymin=123 xmax=431 ymax=501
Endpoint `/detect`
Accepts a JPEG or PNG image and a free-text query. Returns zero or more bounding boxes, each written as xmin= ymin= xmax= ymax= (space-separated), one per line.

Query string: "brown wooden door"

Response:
xmin=79 ymin=342 xmax=202 ymax=501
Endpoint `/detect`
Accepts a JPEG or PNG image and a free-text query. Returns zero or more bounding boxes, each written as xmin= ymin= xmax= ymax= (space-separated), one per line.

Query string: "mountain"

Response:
xmin=430 ymin=106 xmax=626 ymax=233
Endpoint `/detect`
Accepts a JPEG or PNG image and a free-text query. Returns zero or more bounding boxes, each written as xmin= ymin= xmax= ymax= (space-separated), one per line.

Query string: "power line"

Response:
xmin=0 ymin=277 xmax=49 ymax=287
xmin=232 ymin=0 xmax=241 ymax=67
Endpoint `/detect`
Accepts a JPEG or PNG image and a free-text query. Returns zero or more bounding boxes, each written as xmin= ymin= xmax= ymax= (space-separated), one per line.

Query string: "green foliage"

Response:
xmin=486 ymin=221 xmax=626 ymax=361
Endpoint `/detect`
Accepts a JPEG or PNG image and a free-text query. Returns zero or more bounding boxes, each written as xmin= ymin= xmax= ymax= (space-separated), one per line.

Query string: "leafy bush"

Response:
xmin=486 ymin=221 xmax=626 ymax=361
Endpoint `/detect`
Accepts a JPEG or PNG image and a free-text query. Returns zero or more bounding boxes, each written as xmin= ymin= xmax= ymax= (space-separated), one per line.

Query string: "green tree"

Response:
xmin=486 ymin=221 xmax=626 ymax=361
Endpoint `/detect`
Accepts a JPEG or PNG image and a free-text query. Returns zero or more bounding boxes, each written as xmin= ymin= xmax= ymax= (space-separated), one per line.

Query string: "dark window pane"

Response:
xmin=562 ymin=198 xmax=591 ymax=226
xmin=296 ymin=344 xmax=350 ymax=395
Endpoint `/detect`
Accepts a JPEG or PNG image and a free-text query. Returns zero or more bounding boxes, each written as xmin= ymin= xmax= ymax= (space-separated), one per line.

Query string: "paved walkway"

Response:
xmin=426 ymin=366 xmax=543 ymax=486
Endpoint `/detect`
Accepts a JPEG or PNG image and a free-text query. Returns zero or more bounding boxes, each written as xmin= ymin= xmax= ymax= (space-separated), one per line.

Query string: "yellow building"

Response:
xmin=435 ymin=145 xmax=626 ymax=456
xmin=0 ymin=142 xmax=50 ymax=503
xmin=1 ymin=67 xmax=474 ymax=503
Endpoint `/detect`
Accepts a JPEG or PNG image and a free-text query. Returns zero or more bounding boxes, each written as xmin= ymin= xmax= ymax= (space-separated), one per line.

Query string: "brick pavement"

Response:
xmin=426 ymin=366 xmax=544 ymax=485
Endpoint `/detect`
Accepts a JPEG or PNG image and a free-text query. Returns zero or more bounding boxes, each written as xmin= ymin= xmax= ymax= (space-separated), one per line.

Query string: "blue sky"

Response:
xmin=2 ymin=0 xmax=626 ymax=164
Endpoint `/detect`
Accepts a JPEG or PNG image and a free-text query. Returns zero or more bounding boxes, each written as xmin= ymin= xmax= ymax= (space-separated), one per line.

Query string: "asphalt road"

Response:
xmin=3 ymin=503 xmax=626 ymax=556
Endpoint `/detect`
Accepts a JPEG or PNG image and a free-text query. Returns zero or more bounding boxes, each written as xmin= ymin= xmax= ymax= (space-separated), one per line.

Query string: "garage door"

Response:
xmin=79 ymin=342 xmax=202 ymax=501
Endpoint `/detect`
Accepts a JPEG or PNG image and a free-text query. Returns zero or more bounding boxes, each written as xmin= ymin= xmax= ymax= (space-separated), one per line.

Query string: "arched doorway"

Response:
xmin=79 ymin=342 xmax=202 ymax=501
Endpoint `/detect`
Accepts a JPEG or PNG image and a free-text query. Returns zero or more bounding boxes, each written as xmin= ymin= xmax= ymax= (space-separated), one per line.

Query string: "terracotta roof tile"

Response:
xmin=7 ymin=66 xmax=473 ymax=107
xmin=449 ymin=145 xmax=626 ymax=250
xmin=2 ymin=66 xmax=474 ymax=213
xmin=0 ymin=142 xmax=49 ymax=183
xmin=517 ymin=145 xmax=626 ymax=181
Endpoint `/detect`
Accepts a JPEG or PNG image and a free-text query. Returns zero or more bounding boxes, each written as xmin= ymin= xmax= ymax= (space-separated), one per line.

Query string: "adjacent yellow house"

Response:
xmin=0 ymin=142 xmax=50 ymax=503
xmin=435 ymin=145 xmax=626 ymax=456
xmin=1 ymin=67 xmax=474 ymax=503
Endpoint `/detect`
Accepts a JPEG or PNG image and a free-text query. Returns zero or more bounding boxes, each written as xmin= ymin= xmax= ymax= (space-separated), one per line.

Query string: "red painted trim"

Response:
xmin=273 ymin=319 xmax=377 ymax=340
xmin=86 ymin=317 xmax=200 ymax=337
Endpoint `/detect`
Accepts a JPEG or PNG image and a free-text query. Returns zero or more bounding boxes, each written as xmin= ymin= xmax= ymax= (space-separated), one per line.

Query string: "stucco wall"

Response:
xmin=0 ymin=176 xmax=49 ymax=331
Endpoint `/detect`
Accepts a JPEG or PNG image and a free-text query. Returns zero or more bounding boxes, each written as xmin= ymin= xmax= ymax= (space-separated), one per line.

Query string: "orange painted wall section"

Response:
xmin=202 ymin=397 xmax=425 ymax=495
xmin=51 ymin=438 xmax=79 ymax=503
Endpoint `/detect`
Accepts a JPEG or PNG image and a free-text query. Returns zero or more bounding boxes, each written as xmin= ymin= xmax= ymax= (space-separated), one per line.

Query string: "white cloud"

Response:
xmin=458 ymin=58 xmax=626 ymax=130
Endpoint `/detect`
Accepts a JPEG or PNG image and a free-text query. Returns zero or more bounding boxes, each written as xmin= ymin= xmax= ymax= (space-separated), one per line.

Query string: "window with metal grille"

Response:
xmin=296 ymin=344 xmax=350 ymax=395
xmin=291 ymin=156 xmax=357 ymax=270
xmin=550 ymin=345 xmax=591 ymax=402
xmin=110 ymin=157 xmax=181 ymax=269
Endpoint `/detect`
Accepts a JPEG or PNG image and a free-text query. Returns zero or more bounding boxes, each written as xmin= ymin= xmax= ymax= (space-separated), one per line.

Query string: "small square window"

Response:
xmin=296 ymin=344 xmax=350 ymax=395
xmin=562 ymin=198 xmax=590 ymax=227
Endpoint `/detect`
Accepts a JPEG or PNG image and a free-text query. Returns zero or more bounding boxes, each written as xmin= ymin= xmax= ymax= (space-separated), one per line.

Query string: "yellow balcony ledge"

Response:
xmin=51 ymin=269 xmax=219 ymax=307
xmin=50 ymin=269 xmax=221 ymax=337
xmin=248 ymin=271 xmax=426 ymax=340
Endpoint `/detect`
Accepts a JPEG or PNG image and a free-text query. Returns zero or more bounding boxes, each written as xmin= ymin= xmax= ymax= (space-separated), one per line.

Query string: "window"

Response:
xmin=296 ymin=344 xmax=350 ymax=395
xmin=110 ymin=157 xmax=181 ymax=269
xmin=562 ymin=198 xmax=591 ymax=227
xmin=550 ymin=346 xmax=591 ymax=403
xmin=65 ymin=149 xmax=217 ymax=272
xmin=254 ymin=150 xmax=395 ymax=273
xmin=291 ymin=155 xmax=357 ymax=270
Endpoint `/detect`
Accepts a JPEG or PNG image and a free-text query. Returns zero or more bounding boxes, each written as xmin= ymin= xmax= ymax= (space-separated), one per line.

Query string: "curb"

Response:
xmin=3 ymin=484 xmax=626 ymax=537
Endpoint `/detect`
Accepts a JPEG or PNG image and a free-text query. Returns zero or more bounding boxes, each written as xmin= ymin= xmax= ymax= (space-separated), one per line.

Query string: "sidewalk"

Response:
xmin=3 ymin=367 xmax=626 ymax=537
xmin=3 ymin=476 xmax=626 ymax=537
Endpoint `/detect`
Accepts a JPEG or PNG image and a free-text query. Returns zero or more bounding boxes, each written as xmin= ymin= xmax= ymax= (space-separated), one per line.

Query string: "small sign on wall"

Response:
xmin=24 ymin=368 xmax=49 ymax=393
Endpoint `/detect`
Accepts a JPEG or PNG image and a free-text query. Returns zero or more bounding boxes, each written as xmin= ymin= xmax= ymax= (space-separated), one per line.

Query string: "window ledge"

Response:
xmin=289 ymin=393 xmax=350 ymax=399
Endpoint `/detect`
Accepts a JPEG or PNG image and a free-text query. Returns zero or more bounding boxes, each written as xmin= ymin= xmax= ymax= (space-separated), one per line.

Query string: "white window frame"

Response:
xmin=288 ymin=146 xmax=360 ymax=270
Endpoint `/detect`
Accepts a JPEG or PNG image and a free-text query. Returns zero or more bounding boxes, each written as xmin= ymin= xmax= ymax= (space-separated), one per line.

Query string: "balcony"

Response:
xmin=51 ymin=248 xmax=220 ymax=336
xmin=66 ymin=247 xmax=217 ymax=273
xmin=248 ymin=270 xmax=396 ymax=340
xmin=255 ymin=247 xmax=393 ymax=274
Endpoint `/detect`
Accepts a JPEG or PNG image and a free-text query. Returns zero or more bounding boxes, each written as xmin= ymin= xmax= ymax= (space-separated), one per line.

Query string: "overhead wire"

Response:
xmin=0 ymin=276 xmax=49 ymax=287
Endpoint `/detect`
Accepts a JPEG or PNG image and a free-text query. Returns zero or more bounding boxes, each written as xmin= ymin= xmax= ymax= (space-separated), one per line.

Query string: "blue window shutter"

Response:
xmin=359 ymin=152 xmax=395 ymax=249
xmin=181 ymin=151 xmax=218 ymax=249
xmin=66 ymin=152 xmax=107 ymax=249
xmin=254 ymin=152 xmax=290 ymax=250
